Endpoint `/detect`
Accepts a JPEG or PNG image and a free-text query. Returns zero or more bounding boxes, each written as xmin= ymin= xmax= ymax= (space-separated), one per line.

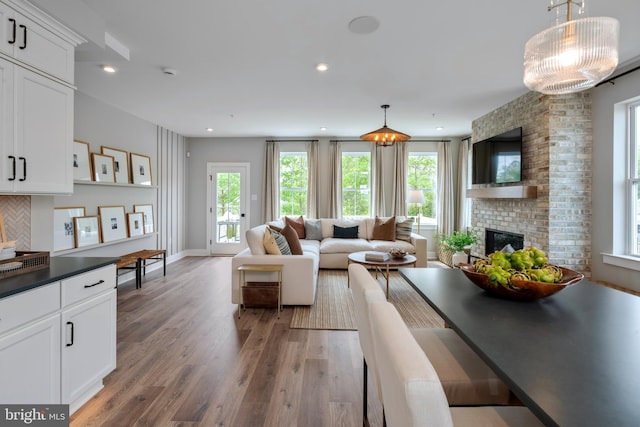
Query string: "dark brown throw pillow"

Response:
xmin=269 ymin=224 xmax=283 ymax=233
xmin=281 ymin=223 xmax=303 ymax=255
xmin=285 ymin=215 xmax=306 ymax=239
xmin=372 ymin=216 xmax=396 ymax=241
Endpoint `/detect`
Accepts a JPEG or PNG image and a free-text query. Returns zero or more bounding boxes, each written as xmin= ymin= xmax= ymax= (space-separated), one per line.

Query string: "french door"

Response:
xmin=207 ymin=162 xmax=250 ymax=255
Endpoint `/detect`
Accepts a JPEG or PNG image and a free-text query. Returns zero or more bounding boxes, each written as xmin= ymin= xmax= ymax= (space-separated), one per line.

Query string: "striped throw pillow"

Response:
xmin=395 ymin=218 xmax=414 ymax=242
xmin=263 ymin=228 xmax=292 ymax=255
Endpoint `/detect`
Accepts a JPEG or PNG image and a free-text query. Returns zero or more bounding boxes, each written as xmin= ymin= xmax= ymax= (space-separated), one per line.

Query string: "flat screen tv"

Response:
xmin=472 ymin=127 xmax=522 ymax=184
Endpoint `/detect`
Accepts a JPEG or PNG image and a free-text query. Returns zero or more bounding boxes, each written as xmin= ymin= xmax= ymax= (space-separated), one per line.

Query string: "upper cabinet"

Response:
xmin=0 ymin=0 xmax=84 ymax=195
xmin=0 ymin=1 xmax=75 ymax=83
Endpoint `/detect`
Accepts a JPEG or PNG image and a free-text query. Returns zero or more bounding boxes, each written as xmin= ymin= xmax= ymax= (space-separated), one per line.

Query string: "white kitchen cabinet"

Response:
xmin=0 ymin=313 xmax=61 ymax=403
xmin=0 ymin=60 xmax=74 ymax=193
xmin=0 ymin=281 xmax=60 ymax=404
xmin=0 ymin=262 xmax=116 ymax=414
xmin=0 ymin=1 xmax=75 ymax=83
xmin=0 ymin=0 xmax=83 ymax=195
xmin=61 ymin=264 xmax=117 ymax=414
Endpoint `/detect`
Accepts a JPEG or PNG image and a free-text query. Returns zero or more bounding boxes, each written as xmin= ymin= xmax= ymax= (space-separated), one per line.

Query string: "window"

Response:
xmin=342 ymin=152 xmax=371 ymax=218
xmin=630 ymin=102 xmax=640 ymax=256
xmin=280 ymin=152 xmax=308 ymax=217
xmin=407 ymin=153 xmax=437 ymax=225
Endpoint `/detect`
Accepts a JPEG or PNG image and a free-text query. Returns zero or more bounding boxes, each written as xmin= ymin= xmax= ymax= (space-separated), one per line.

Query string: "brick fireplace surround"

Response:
xmin=471 ymin=91 xmax=591 ymax=276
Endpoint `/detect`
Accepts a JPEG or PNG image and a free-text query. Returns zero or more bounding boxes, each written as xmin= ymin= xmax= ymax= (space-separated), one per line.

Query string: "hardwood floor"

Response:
xmin=71 ymin=256 xmax=383 ymax=427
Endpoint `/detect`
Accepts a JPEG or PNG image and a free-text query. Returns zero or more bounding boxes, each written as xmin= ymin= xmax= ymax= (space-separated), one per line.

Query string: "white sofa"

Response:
xmin=231 ymin=217 xmax=427 ymax=306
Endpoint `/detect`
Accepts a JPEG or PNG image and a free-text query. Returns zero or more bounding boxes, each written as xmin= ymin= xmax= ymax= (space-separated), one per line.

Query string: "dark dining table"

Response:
xmin=399 ymin=267 xmax=640 ymax=427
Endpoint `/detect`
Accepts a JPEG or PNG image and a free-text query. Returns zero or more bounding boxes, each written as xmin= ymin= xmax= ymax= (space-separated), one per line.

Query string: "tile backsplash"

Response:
xmin=0 ymin=195 xmax=31 ymax=250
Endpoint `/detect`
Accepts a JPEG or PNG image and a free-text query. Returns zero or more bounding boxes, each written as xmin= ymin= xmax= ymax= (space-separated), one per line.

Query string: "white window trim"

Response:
xmin=602 ymin=253 xmax=640 ymax=272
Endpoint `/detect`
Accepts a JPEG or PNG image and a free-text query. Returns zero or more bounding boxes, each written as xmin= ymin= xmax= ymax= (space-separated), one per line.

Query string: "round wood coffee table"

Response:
xmin=348 ymin=251 xmax=417 ymax=299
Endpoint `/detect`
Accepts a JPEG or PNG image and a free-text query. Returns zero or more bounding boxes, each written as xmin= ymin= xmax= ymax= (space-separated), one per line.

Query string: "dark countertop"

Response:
xmin=400 ymin=268 xmax=640 ymax=427
xmin=0 ymin=256 xmax=120 ymax=299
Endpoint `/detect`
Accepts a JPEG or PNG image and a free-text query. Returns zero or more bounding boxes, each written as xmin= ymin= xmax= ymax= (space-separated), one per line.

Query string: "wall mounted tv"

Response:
xmin=472 ymin=127 xmax=522 ymax=185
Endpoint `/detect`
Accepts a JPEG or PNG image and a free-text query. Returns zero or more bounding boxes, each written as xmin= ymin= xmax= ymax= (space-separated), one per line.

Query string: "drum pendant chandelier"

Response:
xmin=360 ymin=105 xmax=411 ymax=146
xmin=523 ymin=0 xmax=619 ymax=95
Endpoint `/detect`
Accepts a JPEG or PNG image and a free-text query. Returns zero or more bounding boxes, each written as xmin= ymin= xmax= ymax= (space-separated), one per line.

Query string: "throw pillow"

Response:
xmin=263 ymin=228 xmax=292 ymax=255
xmin=396 ymin=218 xmax=414 ymax=242
xmin=285 ymin=215 xmax=306 ymax=239
xmin=333 ymin=225 xmax=359 ymax=238
xmin=372 ymin=216 xmax=396 ymax=241
xmin=281 ymin=223 xmax=303 ymax=255
xmin=269 ymin=224 xmax=283 ymax=233
xmin=304 ymin=219 xmax=323 ymax=240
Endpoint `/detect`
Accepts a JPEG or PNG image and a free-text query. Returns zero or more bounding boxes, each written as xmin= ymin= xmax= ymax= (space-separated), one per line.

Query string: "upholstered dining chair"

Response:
xmin=350 ymin=264 xmax=511 ymax=411
xmin=370 ymin=301 xmax=544 ymax=427
xmin=350 ymin=263 xmax=388 ymax=425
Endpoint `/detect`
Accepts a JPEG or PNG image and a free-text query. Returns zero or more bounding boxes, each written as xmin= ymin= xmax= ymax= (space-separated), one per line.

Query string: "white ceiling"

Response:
xmin=42 ymin=0 xmax=640 ymax=138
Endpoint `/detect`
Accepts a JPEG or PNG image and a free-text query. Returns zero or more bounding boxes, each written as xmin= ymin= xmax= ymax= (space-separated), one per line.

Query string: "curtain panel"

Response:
xmin=392 ymin=141 xmax=408 ymax=216
xmin=371 ymin=144 xmax=386 ymax=216
xmin=437 ymin=141 xmax=455 ymax=236
xmin=307 ymin=140 xmax=319 ymax=218
xmin=328 ymin=141 xmax=342 ymax=218
xmin=262 ymin=141 xmax=280 ymax=223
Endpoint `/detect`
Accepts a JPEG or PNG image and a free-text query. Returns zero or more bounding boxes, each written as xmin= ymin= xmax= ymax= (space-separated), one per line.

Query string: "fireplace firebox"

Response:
xmin=485 ymin=229 xmax=524 ymax=255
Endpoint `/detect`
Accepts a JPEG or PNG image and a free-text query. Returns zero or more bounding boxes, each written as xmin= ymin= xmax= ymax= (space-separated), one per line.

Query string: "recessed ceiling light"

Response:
xmin=102 ymin=65 xmax=117 ymax=73
xmin=316 ymin=63 xmax=329 ymax=72
xmin=436 ymin=126 xmax=444 ymax=131
xmin=206 ymin=128 xmax=214 ymax=132
xmin=320 ymin=127 xmax=327 ymax=131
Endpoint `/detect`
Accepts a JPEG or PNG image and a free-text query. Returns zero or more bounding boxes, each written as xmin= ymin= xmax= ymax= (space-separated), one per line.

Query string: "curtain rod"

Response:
xmin=595 ymin=64 xmax=640 ymax=87
xmin=330 ymin=139 xmax=451 ymax=143
xmin=266 ymin=139 xmax=318 ymax=142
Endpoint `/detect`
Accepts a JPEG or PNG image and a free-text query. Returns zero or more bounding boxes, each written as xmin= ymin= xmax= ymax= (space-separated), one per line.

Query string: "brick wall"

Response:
xmin=471 ymin=91 xmax=592 ymax=275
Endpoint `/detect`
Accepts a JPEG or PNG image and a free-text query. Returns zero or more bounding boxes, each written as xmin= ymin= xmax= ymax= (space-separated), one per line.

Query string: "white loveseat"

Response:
xmin=231 ymin=217 xmax=427 ymax=306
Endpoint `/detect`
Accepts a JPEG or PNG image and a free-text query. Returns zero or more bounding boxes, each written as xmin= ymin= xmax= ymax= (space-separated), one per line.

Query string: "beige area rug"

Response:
xmin=290 ymin=269 xmax=445 ymax=330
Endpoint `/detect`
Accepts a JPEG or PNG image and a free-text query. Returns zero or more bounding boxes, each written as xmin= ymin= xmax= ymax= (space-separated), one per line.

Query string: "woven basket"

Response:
xmin=438 ymin=246 xmax=454 ymax=267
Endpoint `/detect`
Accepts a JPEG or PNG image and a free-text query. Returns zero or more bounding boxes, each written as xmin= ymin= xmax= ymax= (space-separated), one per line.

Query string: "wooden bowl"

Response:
xmin=458 ymin=264 xmax=584 ymax=301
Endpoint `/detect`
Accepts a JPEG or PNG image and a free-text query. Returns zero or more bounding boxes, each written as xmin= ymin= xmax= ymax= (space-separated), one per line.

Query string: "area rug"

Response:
xmin=290 ymin=269 xmax=445 ymax=330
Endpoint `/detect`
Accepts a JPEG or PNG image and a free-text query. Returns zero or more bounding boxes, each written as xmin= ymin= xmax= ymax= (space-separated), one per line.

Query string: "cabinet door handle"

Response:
xmin=18 ymin=157 xmax=26 ymax=181
xmin=18 ymin=24 xmax=26 ymax=49
xmin=84 ymin=279 xmax=105 ymax=288
xmin=8 ymin=18 xmax=16 ymax=44
xmin=66 ymin=321 xmax=74 ymax=347
xmin=8 ymin=156 xmax=15 ymax=181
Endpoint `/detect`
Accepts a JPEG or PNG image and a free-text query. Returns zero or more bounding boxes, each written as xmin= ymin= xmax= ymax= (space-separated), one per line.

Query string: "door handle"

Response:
xmin=8 ymin=156 xmax=15 ymax=181
xmin=66 ymin=321 xmax=74 ymax=347
xmin=18 ymin=24 xmax=26 ymax=49
xmin=8 ymin=18 xmax=16 ymax=44
xmin=18 ymin=157 xmax=26 ymax=181
xmin=241 ymin=213 xmax=245 ymax=218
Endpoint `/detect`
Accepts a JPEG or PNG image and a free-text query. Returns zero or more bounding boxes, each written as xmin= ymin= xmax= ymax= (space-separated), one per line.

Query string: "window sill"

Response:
xmin=602 ymin=253 xmax=640 ymax=272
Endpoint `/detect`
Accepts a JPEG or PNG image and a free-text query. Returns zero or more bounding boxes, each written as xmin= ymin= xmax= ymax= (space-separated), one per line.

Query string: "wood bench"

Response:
xmin=116 ymin=249 xmax=166 ymax=289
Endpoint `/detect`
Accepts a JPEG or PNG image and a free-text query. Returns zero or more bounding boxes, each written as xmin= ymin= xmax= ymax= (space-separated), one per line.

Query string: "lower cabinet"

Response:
xmin=0 ymin=313 xmax=61 ymax=403
xmin=61 ymin=289 xmax=116 ymax=412
xmin=0 ymin=263 xmax=116 ymax=413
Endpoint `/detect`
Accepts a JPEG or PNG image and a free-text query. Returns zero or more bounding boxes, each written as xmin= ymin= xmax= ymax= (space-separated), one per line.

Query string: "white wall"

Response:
xmin=591 ymin=64 xmax=640 ymax=292
xmin=185 ymin=136 xmax=459 ymax=258
xmin=41 ymin=91 xmax=159 ymax=257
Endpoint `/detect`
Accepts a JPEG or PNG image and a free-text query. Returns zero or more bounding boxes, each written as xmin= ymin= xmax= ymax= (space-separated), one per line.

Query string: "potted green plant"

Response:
xmin=437 ymin=229 xmax=479 ymax=266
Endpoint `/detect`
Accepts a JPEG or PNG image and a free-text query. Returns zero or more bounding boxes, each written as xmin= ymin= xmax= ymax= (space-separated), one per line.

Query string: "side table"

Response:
xmin=237 ymin=264 xmax=283 ymax=319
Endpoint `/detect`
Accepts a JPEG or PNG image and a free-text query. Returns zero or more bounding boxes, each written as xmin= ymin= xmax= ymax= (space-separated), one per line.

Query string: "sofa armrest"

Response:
xmin=231 ymin=248 xmax=318 ymax=305
xmin=410 ymin=233 xmax=427 ymax=267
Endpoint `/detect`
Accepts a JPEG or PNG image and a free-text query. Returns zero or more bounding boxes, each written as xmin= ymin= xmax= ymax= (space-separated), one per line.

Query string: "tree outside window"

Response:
xmin=342 ymin=152 xmax=371 ymax=218
xmin=407 ymin=153 xmax=437 ymax=225
xmin=280 ymin=152 xmax=308 ymax=217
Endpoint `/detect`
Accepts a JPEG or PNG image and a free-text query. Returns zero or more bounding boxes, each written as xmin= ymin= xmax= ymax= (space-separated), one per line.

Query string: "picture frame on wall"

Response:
xmin=98 ymin=206 xmax=127 ymax=242
xmin=101 ymin=146 xmax=129 ymax=184
xmin=130 ymin=153 xmax=152 ymax=185
xmin=53 ymin=206 xmax=86 ymax=251
xmin=92 ymin=153 xmax=116 ymax=183
xmin=72 ymin=140 xmax=93 ymax=181
xmin=73 ymin=216 xmax=101 ymax=247
xmin=134 ymin=204 xmax=154 ymax=234
xmin=127 ymin=212 xmax=145 ymax=237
